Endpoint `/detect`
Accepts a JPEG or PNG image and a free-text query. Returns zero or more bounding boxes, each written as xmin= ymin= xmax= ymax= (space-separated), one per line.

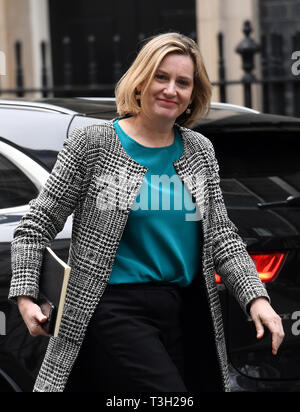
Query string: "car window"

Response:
xmin=0 ymin=107 xmax=71 ymax=172
xmin=0 ymin=152 xmax=38 ymax=209
xmin=206 ymin=131 xmax=300 ymax=205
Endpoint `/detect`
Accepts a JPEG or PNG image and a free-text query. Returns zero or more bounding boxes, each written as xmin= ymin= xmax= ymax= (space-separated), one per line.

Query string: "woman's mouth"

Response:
xmin=157 ymin=99 xmax=178 ymax=106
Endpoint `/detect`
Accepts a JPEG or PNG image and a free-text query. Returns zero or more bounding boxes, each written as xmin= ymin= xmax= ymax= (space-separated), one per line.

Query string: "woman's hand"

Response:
xmin=250 ymin=297 xmax=285 ymax=355
xmin=17 ymin=296 xmax=52 ymax=338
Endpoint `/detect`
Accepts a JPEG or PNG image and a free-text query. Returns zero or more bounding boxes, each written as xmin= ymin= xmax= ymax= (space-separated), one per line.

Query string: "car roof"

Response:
xmin=195 ymin=110 xmax=300 ymax=133
xmin=0 ymin=97 xmax=259 ymax=117
xmin=0 ymin=98 xmax=117 ymax=116
xmin=1 ymin=97 xmax=300 ymax=132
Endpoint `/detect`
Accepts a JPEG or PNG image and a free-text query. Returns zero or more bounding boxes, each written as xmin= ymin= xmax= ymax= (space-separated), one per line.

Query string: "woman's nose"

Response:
xmin=163 ymin=81 xmax=177 ymax=96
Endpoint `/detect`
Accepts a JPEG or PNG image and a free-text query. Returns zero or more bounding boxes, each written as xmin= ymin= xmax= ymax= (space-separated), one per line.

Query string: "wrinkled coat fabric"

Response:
xmin=9 ymin=121 xmax=270 ymax=392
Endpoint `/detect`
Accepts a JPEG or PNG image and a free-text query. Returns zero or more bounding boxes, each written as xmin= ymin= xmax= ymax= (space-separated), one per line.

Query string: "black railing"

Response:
xmin=2 ymin=21 xmax=300 ymax=117
xmin=216 ymin=21 xmax=300 ymax=117
xmin=0 ymin=36 xmax=118 ymax=98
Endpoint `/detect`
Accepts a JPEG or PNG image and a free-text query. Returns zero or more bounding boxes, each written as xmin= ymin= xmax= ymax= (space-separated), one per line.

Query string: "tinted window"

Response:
xmin=206 ymin=131 xmax=300 ymax=205
xmin=23 ymin=148 xmax=59 ymax=173
xmin=0 ymin=153 xmax=38 ymax=209
xmin=0 ymin=107 xmax=70 ymax=171
xmin=209 ymin=132 xmax=299 ymax=177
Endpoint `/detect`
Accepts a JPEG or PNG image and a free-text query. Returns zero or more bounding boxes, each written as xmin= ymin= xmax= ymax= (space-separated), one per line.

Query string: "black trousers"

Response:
xmin=65 ymin=282 xmax=188 ymax=392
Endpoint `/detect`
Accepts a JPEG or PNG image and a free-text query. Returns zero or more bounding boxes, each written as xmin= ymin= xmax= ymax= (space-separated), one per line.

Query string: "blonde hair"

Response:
xmin=115 ymin=32 xmax=212 ymax=128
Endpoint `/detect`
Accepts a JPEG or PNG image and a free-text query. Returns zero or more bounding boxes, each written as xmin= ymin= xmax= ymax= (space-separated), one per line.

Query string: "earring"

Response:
xmin=135 ymin=89 xmax=141 ymax=107
xmin=186 ymin=105 xmax=192 ymax=115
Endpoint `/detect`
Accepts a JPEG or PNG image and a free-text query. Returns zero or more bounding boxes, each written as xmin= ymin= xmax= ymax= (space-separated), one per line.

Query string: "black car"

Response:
xmin=0 ymin=98 xmax=300 ymax=392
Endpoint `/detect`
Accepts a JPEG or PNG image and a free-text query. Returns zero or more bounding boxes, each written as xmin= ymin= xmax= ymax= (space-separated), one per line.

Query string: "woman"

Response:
xmin=10 ymin=32 xmax=284 ymax=392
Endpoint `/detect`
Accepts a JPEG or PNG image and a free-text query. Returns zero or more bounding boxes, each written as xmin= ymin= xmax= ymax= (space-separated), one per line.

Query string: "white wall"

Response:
xmin=0 ymin=0 xmax=52 ymax=97
xmin=29 ymin=0 xmax=53 ymax=92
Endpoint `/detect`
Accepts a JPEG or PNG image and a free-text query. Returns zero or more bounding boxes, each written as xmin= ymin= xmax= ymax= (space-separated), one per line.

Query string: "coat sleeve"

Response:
xmin=206 ymin=140 xmax=270 ymax=314
xmin=8 ymin=127 xmax=87 ymax=303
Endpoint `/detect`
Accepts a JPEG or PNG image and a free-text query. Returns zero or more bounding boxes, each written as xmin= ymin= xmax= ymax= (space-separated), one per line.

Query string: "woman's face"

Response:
xmin=139 ymin=53 xmax=195 ymax=124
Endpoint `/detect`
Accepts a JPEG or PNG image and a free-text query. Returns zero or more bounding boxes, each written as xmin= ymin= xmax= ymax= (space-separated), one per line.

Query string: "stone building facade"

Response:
xmin=0 ymin=0 xmax=298 ymax=112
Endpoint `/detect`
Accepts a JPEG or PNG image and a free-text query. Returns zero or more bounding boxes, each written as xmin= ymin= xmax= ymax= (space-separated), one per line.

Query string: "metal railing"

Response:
xmin=1 ymin=21 xmax=300 ymax=117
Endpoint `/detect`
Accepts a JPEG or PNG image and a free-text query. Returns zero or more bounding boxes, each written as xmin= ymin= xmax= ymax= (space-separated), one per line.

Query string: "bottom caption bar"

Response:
xmin=100 ymin=394 xmax=214 ymax=409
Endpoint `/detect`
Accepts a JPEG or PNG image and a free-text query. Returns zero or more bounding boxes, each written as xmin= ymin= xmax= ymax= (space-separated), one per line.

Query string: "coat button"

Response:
xmin=43 ymin=383 xmax=50 ymax=391
xmin=66 ymin=307 xmax=75 ymax=317
xmin=87 ymin=251 xmax=96 ymax=260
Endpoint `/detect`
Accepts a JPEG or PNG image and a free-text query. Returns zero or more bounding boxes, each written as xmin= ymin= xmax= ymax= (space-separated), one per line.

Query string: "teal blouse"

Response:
xmin=108 ymin=119 xmax=202 ymax=287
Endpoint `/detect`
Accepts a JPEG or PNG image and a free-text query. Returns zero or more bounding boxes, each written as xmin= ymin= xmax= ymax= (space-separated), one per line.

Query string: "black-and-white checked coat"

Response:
xmin=9 ymin=120 xmax=270 ymax=392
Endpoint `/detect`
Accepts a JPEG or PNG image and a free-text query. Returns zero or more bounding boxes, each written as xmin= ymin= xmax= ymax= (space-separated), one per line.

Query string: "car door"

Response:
xmin=0 ymin=141 xmax=72 ymax=391
xmin=197 ymin=116 xmax=300 ymax=391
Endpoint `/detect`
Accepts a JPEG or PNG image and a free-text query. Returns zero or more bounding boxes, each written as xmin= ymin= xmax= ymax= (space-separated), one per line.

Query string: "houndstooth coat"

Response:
xmin=9 ymin=120 xmax=270 ymax=392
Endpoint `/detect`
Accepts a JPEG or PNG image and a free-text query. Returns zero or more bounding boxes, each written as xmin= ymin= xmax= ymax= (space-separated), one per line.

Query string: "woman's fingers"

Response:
xmin=29 ymin=312 xmax=50 ymax=337
xmin=18 ymin=297 xmax=52 ymax=338
xmin=253 ymin=315 xmax=265 ymax=339
xmin=250 ymin=297 xmax=285 ymax=355
xmin=267 ymin=316 xmax=285 ymax=355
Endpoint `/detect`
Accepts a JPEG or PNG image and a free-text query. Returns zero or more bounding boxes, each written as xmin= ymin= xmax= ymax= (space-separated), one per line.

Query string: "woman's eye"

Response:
xmin=178 ymin=80 xmax=190 ymax=87
xmin=156 ymin=74 xmax=167 ymax=81
xmin=155 ymin=74 xmax=191 ymax=87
